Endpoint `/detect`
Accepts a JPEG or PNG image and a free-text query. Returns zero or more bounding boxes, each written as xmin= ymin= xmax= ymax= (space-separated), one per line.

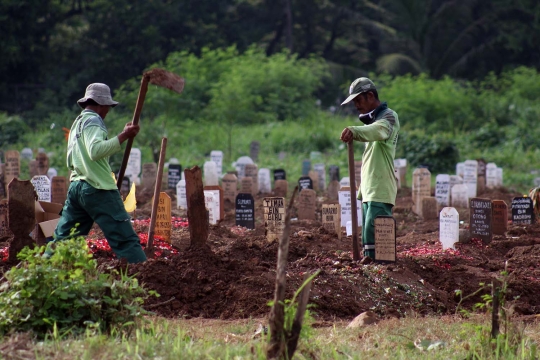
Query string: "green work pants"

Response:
xmin=54 ymin=181 xmax=146 ymax=263
xmin=362 ymin=201 xmax=393 ymax=258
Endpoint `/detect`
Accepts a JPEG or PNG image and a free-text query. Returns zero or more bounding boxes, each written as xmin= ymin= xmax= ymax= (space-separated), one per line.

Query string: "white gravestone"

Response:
xmin=313 ymin=163 xmax=326 ymax=191
xmin=435 ymin=174 xmax=451 ymax=207
xmin=204 ymin=161 xmax=219 ymax=186
xmin=339 ymin=177 xmax=350 ymax=189
xmin=496 ymin=167 xmax=503 ymax=187
xmin=47 ymin=168 xmax=57 ymax=180
xmin=258 ymin=168 xmax=271 ymax=194
xmin=204 ymin=191 xmax=218 ymax=225
xmin=451 ymin=184 xmax=469 ymax=208
xmin=456 ymin=162 xmax=465 ymax=179
xmin=210 ymin=150 xmax=224 ymax=179
xmin=486 ymin=163 xmax=498 ymax=189
xmin=31 ymin=175 xmax=51 ymax=202
xmin=449 ymin=175 xmax=463 ymax=188
xmin=338 ymin=189 xmax=362 ymax=228
xmin=176 ymin=176 xmax=187 ymax=209
xmin=463 ymin=160 xmax=478 ymax=199
xmin=235 ymin=156 xmax=254 ymax=179
xmin=439 ymin=207 xmax=459 ymax=250
xmin=126 ymin=148 xmax=142 ymax=185
xmin=412 ymin=168 xmax=431 ymax=215
xmin=21 ymin=148 xmax=33 ymax=160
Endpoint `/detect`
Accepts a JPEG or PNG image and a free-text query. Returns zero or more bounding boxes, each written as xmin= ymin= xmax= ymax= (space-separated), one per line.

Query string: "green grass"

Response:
xmin=2 ymin=315 xmax=538 ymax=359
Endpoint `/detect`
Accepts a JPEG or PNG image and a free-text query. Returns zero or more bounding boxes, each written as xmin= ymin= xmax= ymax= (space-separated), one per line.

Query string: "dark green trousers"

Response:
xmin=54 ymin=181 xmax=146 ymax=263
xmin=362 ymin=201 xmax=393 ymax=258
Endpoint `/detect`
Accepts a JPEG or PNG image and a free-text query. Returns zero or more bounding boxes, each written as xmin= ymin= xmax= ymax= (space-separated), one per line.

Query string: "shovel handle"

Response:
xmin=116 ymin=76 xmax=150 ymax=190
xmin=348 ymin=141 xmax=361 ymax=261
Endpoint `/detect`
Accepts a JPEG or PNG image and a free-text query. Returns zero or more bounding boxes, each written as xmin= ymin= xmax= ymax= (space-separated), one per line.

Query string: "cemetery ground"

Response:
xmin=2 ymin=185 xmax=540 ymax=358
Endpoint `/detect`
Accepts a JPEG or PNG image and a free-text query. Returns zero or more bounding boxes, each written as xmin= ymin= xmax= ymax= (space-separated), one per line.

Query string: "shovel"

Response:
xmin=116 ymin=68 xmax=185 ymax=190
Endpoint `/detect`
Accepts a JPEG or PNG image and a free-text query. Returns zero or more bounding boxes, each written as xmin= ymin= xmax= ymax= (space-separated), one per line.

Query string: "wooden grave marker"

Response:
xmin=8 ymin=179 xmax=36 ymax=261
xmin=51 ymin=176 xmax=68 ymax=205
xmin=240 ymin=177 xmax=254 ymax=195
xmin=153 ymin=192 xmax=172 ymax=243
xmin=322 ymin=203 xmax=341 ymax=239
xmin=36 ymin=152 xmax=49 ymax=175
xmin=4 ymin=150 xmax=20 ymax=192
xmin=374 ymin=216 xmax=396 ymax=262
xmin=222 ymin=173 xmax=238 ymax=211
xmin=274 ymin=179 xmax=288 ymax=198
xmin=244 ymin=163 xmax=259 ymax=194
xmin=263 ymin=197 xmax=285 ymax=242
xmin=297 ymin=189 xmax=316 ymax=220
xmin=492 ymin=200 xmax=508 ymax=235
xmin=412 ymin=168 xmax=431 ymax=215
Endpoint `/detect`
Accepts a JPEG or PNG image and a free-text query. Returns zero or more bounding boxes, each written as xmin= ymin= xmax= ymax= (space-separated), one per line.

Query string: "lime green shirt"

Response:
xmin=348 ymin=104 xmax=400 ymax=205
xmin=67 ymin=110 xmax=122 ymax=190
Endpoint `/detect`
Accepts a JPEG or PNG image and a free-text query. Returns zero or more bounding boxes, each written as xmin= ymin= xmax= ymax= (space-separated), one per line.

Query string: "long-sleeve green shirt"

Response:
xmin=348 ymin=103 xmax=400 ymax=205
xmin=67 ymin=110 xmax=122 ymax=190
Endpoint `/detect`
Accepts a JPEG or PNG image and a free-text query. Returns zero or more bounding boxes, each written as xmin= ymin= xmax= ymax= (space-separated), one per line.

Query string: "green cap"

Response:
xmin=341 ymin=77 xmax=377 ymax=105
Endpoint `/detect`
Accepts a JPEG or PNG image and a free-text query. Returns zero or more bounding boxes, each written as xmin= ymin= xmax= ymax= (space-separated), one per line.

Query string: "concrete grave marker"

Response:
xmin=449 ymin=175 xmax=463 ymax=188
xmin=463 ymin=160 xmax=478 ymax=199
xmin=496 ymin=167 xmax=503 ymax=187
xmin=240 ymin=177 xmax=253 ymax=195
xmin=168 ymin=164 xmax=182 ymax=190
xmin=21 ymin=148 xmax=33 ymax=160
xmin=297 ymin=188 xmax=316 ymax=220
xmin=451 ymin=184 xmax=469 ymax=208
xmin=126 ymin=148 xmax=141 ymax=185
xmin=258 ymin=168 xmax=271 ymax=194
xmin=0 ymin=200 xmax=9 ymax=239
xmin=235 ymin=156 xmax=254 ymax=179
xmin=210 ymin=150 xmax=224 ymax=178
xmin=244 ymin=164 xmax=259 ymax=194
xmin=422 ymin=197 xmax=439 ymax=220
xmin=142 ymin=163 xmax=158 ymax=190
xmin=4 ymin=150 xmax=20 ymax=191
xmin=298 ymin=176 xmax=313 ymax=191
xmin=29 ymin=160 xmax=38 ymax=178
xmin=329 ymin=165 xmax=340 ymax=182
xmin=36 ymin=152 xmax=49 ymax=176
xmin=308 ymin=170 xmax=319 ymax=191
xmin=486 ymin=163 xmax=498 ymax=189
xmin=354 ymin=161 xmax=362 ymax=185
xmin=301 ymin=160 xmax=311 ymax=176
xmin=263 ymin=197 xmax=285 ymax=242
xmin=273 ymin=169 xmax=286 ymax=180
xmin=511 ymin=197 xmax=534 ymax=225
xmin=492 ymin=200 xmax=508 ymax=235
xmin=51 ymin=176 xmax=68 ymax=205
xmin=469 ymin=198 xmax=493 ymax=244
xmin=456 ymin=162 xmax=465 ymax=179
xmin=249 ymin=141 xmax=260 ymax=162
xmin=222 ymin=173 xmax=238 ymax=211
xmin=8 ymin=179 xmax=35 ymax=261
xmin=313 ymin=163 xmax=326 ymax=191
xmin=274 ymin=179 xmax=288 ymax=197
xmin=235 ymin=193 xmax=255 ymax=229
xmin=204 ymin=161 xmax=218 ymax=186
xmin=339 ymin=177 xmax=350 ymax=189
xmin=327 ymin=180 xmax=340 ymax=201
xmin=439 ymin=207 xmax=459 ymax=250
xmin=176 ymin=177 xmax=187 ymax=209
xmin=31 ymin=175 xmax=51 ymax=202
xmin=412 ymin=168 xmax=431 ymax=215
xmin=154 ymin=192 xmax=172 ymax=243
xmin=435 ymin=174 xmax=451 ymax=207
xmin=322 ymin=203 xmax=341 ymax=239
xmin=204 ymin=185 xmax=223 ymax=221
xmin=374 ymin=216 xmax=396 ymax=262
xmin=204 ymin=191 xmax=218 ymax=225
xmin=338 ymin=187 xmax=362 ymax=228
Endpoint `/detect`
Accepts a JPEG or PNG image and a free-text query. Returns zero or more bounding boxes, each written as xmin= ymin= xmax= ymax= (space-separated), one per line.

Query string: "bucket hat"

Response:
xmin=341 ymin=77 xmax=377 ymax=105
xmin=77 ymin=83 xmax=119 ymax=108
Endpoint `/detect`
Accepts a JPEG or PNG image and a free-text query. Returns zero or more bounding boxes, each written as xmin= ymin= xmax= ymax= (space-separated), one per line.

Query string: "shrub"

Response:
xmin=0 ymin=238 xmax=153 ymax=337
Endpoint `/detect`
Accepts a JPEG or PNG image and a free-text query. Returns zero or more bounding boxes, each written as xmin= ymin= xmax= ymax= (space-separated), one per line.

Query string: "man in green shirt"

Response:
xmin=52 ymin=83 xmax=147 ymax=263
xmin=340 ymin=77 xmax=400 ymax=259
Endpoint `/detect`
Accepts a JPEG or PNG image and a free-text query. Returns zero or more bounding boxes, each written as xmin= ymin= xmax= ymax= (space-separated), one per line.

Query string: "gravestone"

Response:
xmin=47 ymin=168 xmax=57 ymax=180
xmin=327 ymin=180 xmax=340 ymax=201
xmin=394 ymin=159 xmax=407 ymax=187
xmin=29 ymin=160 xmax=38 ymax=178
xmin=301 ymin=160 xmax=311 ymax=176
xmin=496 ymin=168 xmax=503 ymax=187
xmin=308 ymin=170 xmax=319 ymax=191
xmin=329 ymin=165 xmax=340 ymax=182
xmin=412 ymin=168 xmax=431 ymax=215
xmin=258 ymin=168 xmax=271 ymax=194
xmin=154 ymin=192 xmax=172 ymax=243
xmin=297 ymin=188 xmax=316 ymax=220
xmin=374 ymin=216 xmax=396 ymax=262
xmin=274 ymin=179 xmax=288 ymax=197
xmin=463 ymin=160 xmax=478 ymax=199
xmin=0 ymin=164 xmax=5 ymax=198
xmin=273 ymin=169 xmax=286 ymax=181
xmin=435 ymin=174 xmax=450 ymax=207
xmin=250 ymin=141 xmax=260 ymax=162
xmin=31 ymin=175 xmax=51 ymax=202
xmin=354 ymin=161 xmax=362 ymax=185
xmin=278 ymin=151 xmax=287 ymax=161
xmin=168 ymin=164 xmax=182 ymax=190
xmin=422 ymin=197 xmax=439 ymax=220
xmin=222 ymin=173 xmax=238 ymax=211
xmin=310 ymin=151 xmax=323 ymax=162
xmin=8 ymin=180 xmax=36 ymax=261
xmin=322 ymin=203 xmax=341 ymax=239
xmin=240 ymin=177 xmax=254 ymax=195
xmin=492 ymin=200 xmax=508 ymax=235
xmin=203 ymin=185 xmax=223 ymax=221
xmin=477 ymin=159 xmax=487 ymax=189
xmin=36 ymin=152 xmax=49 ymax=176
xmin=439 ymin=207 xmax=459 ymax=250
xmin=469 ymin=198 xmax=493 ymax=244
xmin=142 ymin=163 xmax=158 ymax=191
xmin=486 ymin=163 xmax=498 ymax=189
xmin=244 ymin=164 xmax=259 ymax=194
xmin=449 ymin=175 xmax=463 ymax=188
xmin=4 ymin=150 xmax=20 ymax=192
xmin=263 ymin=197 xmax=285 ymax=242
xmin=235 ymin=193 xmax=255 ymax=229
xmin=338 ymin=187 xmax=362 ymax=228
xmin=126 ymin=148 xmax=141 ymax=185
xmin=204 ymin=161 xmax=218 ymax=186
xmin=210 ymin=150 xmax=224 ymax=178
xmin=204 ymin=191 xmax=218 ymax=225
xmin=21 ymin=148 xmax=33 ymax=160
xmin=176 ymin=177 xmax=187 ymax=209
xmin=0 ymin=199 xmax=9 ymax=239
xmin=298 ymin=176 xmax=313 ymax=191
xmin=451 ymin=184 xmax=469 ymax=208
xmin=51 ymin=176 xmax=68 ymax=205
xmin=235 ymin=156 xmax=254 ymax=179
xmin=456 ymin=162 xmax=465 ymax=179
xmin=339 ymin=177 xmax=350 ymax=189
xmin=511 ymin=197 xmax=534 ymax=225
xmin=313 ymin=163 xmax=326 ymax=191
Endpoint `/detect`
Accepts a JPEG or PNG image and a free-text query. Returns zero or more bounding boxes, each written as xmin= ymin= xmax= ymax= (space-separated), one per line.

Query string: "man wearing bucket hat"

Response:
xmin=49 ymin=83 xmax=147 ymax=263
xmin=340 ymin=77 xmax=400 ymax=260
